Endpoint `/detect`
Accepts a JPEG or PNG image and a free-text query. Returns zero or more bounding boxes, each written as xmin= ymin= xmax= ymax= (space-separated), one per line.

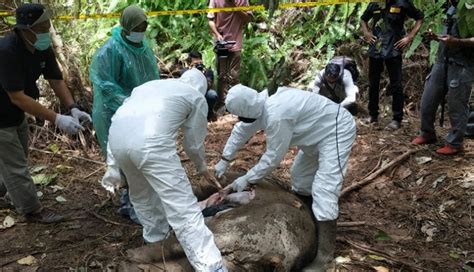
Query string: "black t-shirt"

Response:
xmin=437 ymin=6 xmax=474 ymax=67
xmin=361 ymin=0 xmax=424 ymax=59
xmin=0 ymin=31 xmax=63 ymax=128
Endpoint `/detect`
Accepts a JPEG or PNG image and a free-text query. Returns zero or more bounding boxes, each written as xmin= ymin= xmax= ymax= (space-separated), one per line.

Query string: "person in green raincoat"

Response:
xmin=90 ymin=5 xmax=160 ymax=156
xmin=90 ymin=5 xmax=159 ymax=224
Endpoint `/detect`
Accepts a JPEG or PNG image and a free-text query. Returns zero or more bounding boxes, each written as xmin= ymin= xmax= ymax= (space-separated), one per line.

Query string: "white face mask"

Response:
xmin=126 ymin=31 xmax=145 ymax=43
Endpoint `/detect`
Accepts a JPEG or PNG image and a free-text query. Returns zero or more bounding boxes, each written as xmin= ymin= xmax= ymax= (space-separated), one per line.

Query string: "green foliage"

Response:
xmin=405 ymin=1 xmax=445 ymax=63
xmin=51 ymin=0 xmax=117 ymax=84
xmin=374 ymin=229 xmax=392 ymax=241
xmin=49 ymin=1 xmax=368 ymax=90
xmin=47 ymin=1 xmax=448 ymax=90
xmin=457 ymin=0 xmax=474 ymax=38
xmin=32 ymin=173 xmax=58 ymax=186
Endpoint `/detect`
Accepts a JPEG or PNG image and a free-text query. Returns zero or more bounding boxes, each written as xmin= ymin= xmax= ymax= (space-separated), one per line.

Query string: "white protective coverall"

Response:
xmin=224 ymin=85 xmax=356 ymax=221
xmin=103 ymin=69 xmax=225 ymax=272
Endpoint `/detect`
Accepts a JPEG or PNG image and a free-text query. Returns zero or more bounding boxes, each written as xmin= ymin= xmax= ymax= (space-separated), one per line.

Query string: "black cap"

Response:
xmin=14 ymin=3 xmax=49 ymax=29
xmin=325 ymin=63 xmax=341 ymax=79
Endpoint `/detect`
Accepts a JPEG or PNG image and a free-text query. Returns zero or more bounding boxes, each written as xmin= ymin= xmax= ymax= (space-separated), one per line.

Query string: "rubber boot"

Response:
xmin=302 ymin=220 xmax=337 ymax=272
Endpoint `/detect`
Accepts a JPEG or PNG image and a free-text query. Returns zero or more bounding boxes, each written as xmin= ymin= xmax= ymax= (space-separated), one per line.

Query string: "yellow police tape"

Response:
xmin=0 ymin=0 xmax=379 ymax=20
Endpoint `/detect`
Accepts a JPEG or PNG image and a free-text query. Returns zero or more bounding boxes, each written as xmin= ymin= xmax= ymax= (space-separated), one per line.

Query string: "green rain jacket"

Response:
xmin=90 ymin=27 xmax=160 ymax=155
xmin=458 ymin=0 xmax=474 ymax=38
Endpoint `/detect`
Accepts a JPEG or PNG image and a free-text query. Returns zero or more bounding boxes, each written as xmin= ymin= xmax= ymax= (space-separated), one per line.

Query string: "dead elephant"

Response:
xmin=120 ymin=173 xmax=316 ymax=271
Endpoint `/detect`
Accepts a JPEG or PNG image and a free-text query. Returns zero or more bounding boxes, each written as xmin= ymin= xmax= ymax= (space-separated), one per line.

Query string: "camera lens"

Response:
xmin=195 ymin=63 xmax=205 ymax=71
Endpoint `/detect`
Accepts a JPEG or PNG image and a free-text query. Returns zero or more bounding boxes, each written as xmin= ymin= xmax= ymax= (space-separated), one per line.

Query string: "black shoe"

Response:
xmin=25 ymin=208 xmax=64 ymax=223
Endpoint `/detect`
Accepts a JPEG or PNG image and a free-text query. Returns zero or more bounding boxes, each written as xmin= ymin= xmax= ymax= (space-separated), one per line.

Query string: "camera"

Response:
xmin=194 ymin=62 xmax=205 ymax=71
xmin=214 ymin=40 xmax=236 ymax=58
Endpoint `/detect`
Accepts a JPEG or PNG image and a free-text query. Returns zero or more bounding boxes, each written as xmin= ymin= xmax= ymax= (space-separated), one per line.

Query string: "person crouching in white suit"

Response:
xmin=102 ymin=68 xmax=227 ymax=272
xmin=215 ymin=84 xmax=356 ymax=271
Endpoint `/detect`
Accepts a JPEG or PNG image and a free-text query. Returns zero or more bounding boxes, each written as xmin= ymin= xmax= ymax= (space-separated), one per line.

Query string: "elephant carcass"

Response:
xmin=123 ymin=175 xmax=316 ymax=271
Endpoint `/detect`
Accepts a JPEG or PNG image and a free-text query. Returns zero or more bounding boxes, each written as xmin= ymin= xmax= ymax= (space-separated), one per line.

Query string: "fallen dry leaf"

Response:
xmin=0 ymin=215 xmax=15 ymax=229
xmin=373 ymin=266 xmax=390 ymax=272
xmin=415 ymin=156 xmax=432 ymax=165
xmin=397 ymin=165 xmax=412 ymax=180
xmin=421 ymin=221 xmax=438 ymax=242
xmin=17 ymin=255 xmax=37 ymax=266
xmin=334 ymin=256 xmax=351 ymax=264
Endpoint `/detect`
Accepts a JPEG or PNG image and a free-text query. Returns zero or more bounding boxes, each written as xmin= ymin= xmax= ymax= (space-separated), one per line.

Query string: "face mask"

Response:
xmin=32 ymin=32 xmax=51 ymax=51
xmin=126 ymin=31 xmax=145 ymax=43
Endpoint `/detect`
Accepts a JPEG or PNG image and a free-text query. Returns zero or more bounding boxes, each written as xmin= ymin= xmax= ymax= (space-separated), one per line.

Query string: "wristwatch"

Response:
xmin=221 ymin=156 xmax=232 ymax=162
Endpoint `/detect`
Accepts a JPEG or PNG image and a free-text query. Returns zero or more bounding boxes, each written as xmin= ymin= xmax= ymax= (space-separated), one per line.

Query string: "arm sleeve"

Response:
xmin=182 ymin=96 xmax=209 ymax=173
xmin=405 ymin=0 xmax=424 ymax=20
xmin=42 ymin=48 xmax=63 ymax=80
xmin=360 ymin=4 xmax=375 ymax=22
xmin=311 ymin=70 xmax=324 ymax=93
xmin=207 ymin=0 xmax=215 ymax=19
xmin=0 ymin=49 xmax=24 ymax=91
xmin=101 ymin=143 xmax=123 ymax=193
xmin=245 ymin=118 xmax=294 ymax=183
xmin=341 ymin=69 xmax=359 ymax=107
xmin=222 ymin=119 xmax=263 ymax=160
xmin=89 ymin=43 xmax=127 ymax=113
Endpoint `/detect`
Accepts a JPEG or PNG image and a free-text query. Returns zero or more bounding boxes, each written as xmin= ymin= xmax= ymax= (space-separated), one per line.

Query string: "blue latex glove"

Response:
xmin=71 ymin=108 xmax=92 ymax=123
xmin=55 ymin=114 xmax=83 ymax=135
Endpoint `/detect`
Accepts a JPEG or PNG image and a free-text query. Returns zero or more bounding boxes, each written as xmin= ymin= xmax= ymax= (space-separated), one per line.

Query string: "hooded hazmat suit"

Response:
xmin=90 ymin=26 xmax=160 ymax=156
xmin=104 ymin=69 xmax=225 ymax=272
xmin=223 ymin=85 xmax=356 ymax=221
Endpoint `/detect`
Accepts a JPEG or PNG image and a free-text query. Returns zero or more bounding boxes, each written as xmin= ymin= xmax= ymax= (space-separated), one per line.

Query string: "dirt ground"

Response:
xmin=0 ymin=112 xmax=473 ymax=271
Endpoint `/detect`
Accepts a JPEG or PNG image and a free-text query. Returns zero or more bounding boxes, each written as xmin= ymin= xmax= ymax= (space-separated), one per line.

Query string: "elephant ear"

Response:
xmin=457 ymin=0 xmax=474 ymax=38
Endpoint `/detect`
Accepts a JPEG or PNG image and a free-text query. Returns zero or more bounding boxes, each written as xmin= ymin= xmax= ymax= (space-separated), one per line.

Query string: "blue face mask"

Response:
xmin=33 ymin=32 xmax=52 ymax=51
xmin=126 ymin=31 xmax=145 ymax=43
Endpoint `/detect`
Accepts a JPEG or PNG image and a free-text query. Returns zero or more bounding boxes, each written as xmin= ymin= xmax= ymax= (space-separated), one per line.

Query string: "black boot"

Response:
xmin=302 ymin=220 xmax=337 ymax=272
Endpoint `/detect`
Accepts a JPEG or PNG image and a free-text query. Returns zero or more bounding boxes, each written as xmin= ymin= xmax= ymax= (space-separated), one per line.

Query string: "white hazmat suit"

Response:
xmin=223 ymin=85 xmax=356 ymax=221
xmin=103 ymin=69 xmax=226 ymax=272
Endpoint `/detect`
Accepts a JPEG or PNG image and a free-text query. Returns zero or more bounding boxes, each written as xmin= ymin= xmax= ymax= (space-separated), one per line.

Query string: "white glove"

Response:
xmin=55 ymin=114 xmax=84 ymax=135
xmin=215 ymin=159 xmax=230 ymax=178
xmin=232 ymin=176 xmax=250 ymax=192
xmin=71 ymin=108 xmax=92 ymax=124
xmin=101 ymin=166 xmax=123 ymax=193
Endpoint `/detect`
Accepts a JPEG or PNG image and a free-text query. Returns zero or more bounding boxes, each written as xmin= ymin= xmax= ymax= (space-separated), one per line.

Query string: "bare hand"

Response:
xmin=363 ymin=31 xmax=377 ymax=44
xmin=394 ymin=36 xmax=413 ymax=49
xmin=438 ymin=35 xmax=458 ymax=46
xmin=216 ymin=33 xmax=224 ymax=41
xmin=206 ymin=192 xmax=225 ymax=206
xmin=202 ymin=170 xmax=223 ymax=189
